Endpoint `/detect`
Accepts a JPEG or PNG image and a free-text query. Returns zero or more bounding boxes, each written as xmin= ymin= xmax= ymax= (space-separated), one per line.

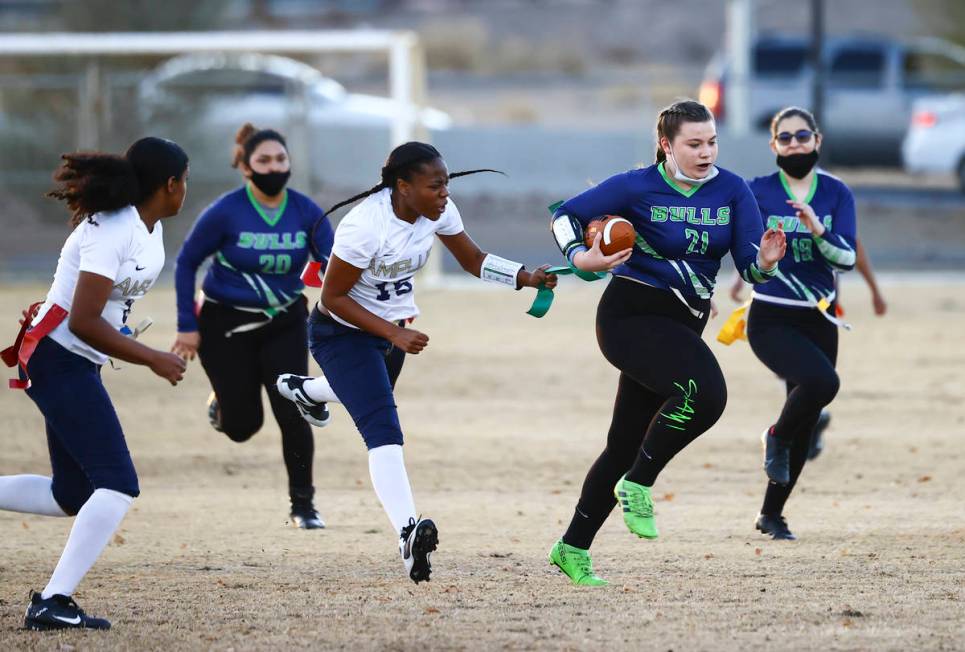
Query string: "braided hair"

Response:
xmin=654 ymin=100 xmax=714 ymax=164
xmin=48 ymin=137 xmax=188 ymax=227
xmin=309 ymin=142 xmax=501 ymax=259
xmin=326 ymin=142 xmax=501 ymax=215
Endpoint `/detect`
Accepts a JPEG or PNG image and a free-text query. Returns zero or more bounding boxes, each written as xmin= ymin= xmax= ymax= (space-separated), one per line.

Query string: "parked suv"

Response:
xmin=902 ymin=93 xmax=965 ymax=192
xmin=698 ymin=35 xmax=965 ymax=165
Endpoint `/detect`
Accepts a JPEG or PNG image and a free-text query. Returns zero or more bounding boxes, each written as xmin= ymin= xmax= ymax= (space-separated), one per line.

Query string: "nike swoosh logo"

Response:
xmin=135 ymin=265 xmax=146 ymax=271
xmin=53 ymin=614 xmax=81 ymax=625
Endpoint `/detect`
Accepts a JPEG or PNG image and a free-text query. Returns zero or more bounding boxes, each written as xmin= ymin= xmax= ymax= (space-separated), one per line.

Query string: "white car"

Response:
xmin=138 ymin=52 xmax=452 ymax=132
xmin=902 ymin=93 xmax=965 ymax=192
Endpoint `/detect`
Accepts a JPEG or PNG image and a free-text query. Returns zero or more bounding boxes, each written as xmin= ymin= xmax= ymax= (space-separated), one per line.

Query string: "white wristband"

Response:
xmin=480 ymin=254 xmax=524 ymax=288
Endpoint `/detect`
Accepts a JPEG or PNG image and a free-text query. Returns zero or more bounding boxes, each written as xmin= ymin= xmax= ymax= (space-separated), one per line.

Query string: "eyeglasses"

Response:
xmin=775 ymin=129 xmax=815 ymax=145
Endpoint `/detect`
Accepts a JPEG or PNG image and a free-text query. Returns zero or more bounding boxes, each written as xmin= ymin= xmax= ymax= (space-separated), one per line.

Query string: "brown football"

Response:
xmin=586 ymin=216 xmax=635 ymax=255
xmin=584 ymin=219 xmax=604 ymax=248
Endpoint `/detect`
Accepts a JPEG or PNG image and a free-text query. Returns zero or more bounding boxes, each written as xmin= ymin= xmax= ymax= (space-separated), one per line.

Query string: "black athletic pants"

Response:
xmin=747 ymin=299 xmax=839 ymax=516
xmin=562 ymin=277 xmax=728 ymax=550
xmin=198 ymin=298 xmax=314 ymax=492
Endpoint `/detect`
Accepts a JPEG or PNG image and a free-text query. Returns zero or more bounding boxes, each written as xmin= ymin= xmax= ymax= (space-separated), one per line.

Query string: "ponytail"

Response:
xmin=326 ymin=142 xmax=504 ymax=215
xmin=232 ymin=122 xmax=287 ymax=169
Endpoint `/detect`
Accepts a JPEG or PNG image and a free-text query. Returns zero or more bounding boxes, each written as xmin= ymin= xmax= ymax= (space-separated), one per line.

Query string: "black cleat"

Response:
xmin=289 ymin=487 xmax=325 ymax=529
xmin=399 ymin=517 xmax=438 ymax=584
xmin=207 ymin=391 xmax=223 ymax=432
xmin=807 ymin=410 xmax=831 ymax=461
xmin=755 ymin=513 xmax=797 ymax=540
xmin=24 ymin=592 xmax=111 ymax=631
xmin=275 ymin=374 xmax=332 ymax=428
xmin=762 ymin=428 xmax=792 ymax=485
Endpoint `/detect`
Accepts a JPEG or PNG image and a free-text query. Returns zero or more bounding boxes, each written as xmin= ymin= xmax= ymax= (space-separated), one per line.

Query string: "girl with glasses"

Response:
xmin=743 ymin=106 xmax=858 ymax=540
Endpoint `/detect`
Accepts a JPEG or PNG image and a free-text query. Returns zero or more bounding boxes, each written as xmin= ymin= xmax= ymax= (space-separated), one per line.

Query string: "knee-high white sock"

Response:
xmin=42 ymin=488 xmax=132 ymax=599
xmin=0 ymin=475 xmax=67 ymax=517
xmin=368 ymin=444 xmax=416 ymax=535
xmin=303 ymin=375 xmax=340 ymax=404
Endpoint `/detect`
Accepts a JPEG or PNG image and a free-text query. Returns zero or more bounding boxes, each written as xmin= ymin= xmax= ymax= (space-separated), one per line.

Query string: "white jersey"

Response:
xmin=329 ymin=188 xmax=464 ymax=328
xmin=32 ymin=205 xmax=165 ymax=365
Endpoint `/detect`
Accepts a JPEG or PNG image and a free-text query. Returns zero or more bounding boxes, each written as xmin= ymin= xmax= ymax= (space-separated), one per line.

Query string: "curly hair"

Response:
xmin=48 ymin=137 xmax=188 ymax=227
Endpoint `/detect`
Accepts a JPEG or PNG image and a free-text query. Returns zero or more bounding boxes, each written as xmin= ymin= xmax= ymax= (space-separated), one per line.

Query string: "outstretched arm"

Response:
xmin=437 ymin=230 xmax=557 ymax=289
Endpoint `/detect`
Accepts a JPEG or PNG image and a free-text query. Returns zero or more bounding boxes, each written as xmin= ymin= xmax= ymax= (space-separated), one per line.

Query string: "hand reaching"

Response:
xmin=786 ymin=199 xmax=825 ymax=237
xmin=521 ymin=264 xmax=559 ymax=289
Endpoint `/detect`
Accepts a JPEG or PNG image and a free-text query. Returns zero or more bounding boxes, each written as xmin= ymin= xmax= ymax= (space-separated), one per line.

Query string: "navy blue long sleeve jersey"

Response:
xmin=175 ymin=186 xmax=334 ymax=332
xmin=556 ymin=162 xmax=773 ymax=302
xmin=748 ymin=170 xmax=856 ymax=305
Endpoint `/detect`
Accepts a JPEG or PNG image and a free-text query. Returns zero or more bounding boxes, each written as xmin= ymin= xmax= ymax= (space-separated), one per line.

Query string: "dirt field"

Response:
xmin=1 ymin=279 xmax=963 ymax=651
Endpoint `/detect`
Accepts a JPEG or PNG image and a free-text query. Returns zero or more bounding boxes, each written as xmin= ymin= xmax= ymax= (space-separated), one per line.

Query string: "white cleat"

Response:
xmin=275 ymin=374 xmax=332 ymax=428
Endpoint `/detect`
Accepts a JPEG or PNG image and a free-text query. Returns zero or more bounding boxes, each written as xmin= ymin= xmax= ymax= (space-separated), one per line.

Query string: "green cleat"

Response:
xmin=548 ymin=539 xmax=608 ymax=586
xmin=614 ymin=475 xmax=659 ymax=539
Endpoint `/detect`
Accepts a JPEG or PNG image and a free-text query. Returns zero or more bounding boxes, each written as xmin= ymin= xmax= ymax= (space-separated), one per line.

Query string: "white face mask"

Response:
xmin=668 ymin=146 xmax=719 ymax=186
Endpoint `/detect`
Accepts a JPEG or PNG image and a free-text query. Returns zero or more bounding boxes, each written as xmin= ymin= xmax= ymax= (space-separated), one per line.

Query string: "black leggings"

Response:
xmin=747 ymin=299 xmax=839 ymax=516
xmin=198 ymin=298 xmax=314 ymax=491
xmin=563 ymin=277 xmax=728 ymax=550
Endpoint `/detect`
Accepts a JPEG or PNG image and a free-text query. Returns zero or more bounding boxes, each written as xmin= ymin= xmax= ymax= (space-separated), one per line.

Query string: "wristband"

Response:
xmin=480 ymin=254 xmax=524 ymax=289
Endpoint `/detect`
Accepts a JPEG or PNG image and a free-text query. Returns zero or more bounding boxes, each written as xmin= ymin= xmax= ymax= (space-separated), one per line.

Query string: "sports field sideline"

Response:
xmin=1 ymin=279 xmax=962 ymax=650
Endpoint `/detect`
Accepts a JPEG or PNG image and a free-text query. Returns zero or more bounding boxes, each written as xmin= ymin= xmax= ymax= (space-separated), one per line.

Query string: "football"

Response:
xmin=585 ymin=216 xmax=635 ymax=255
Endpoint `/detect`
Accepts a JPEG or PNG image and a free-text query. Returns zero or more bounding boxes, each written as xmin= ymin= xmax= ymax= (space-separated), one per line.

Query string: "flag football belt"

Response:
xmin=717 ymin=293 xmax=851 ymax=346
xmin=201 ymin=293 xmax=302 ymax=337
xmin=3 ymin=302 xmax=67 ymax=390
xmin=750 ymin=291 xmax=851 ymax=330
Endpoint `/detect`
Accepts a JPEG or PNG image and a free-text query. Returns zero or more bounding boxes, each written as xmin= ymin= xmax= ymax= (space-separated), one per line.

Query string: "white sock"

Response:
xmin=368 ymin=444 xmax=416 ymax=535
xmin=0 ymin=475 xmax=67 ymax=517
xmin=41 ymin=488 xmax=132 ymax=599
xmin=303 ymin=375 xmax=340 ymax=404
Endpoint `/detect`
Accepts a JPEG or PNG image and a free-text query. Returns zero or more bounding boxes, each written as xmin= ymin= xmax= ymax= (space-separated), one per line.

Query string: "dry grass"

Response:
xmin=1 ymin=280 xmax=963 ymax=650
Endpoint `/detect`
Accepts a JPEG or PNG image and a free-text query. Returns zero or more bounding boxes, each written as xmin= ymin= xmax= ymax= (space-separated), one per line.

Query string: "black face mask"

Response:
xmin=249 ymin=170 xmax=290 ymax=197
xmin=776 ymin=150 xmax=819 ymax=179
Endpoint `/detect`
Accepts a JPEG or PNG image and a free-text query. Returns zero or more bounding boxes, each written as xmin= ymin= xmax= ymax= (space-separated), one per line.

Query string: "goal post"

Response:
xmin=0 ymin=30 xmax=427 ymax=146
xmin=0 ymin=29 xmax=445 ymax=283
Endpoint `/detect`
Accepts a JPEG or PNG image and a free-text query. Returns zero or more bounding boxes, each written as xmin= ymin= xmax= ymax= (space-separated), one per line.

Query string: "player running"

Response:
xmin=744 ymin=107 xmax=857 ymax=540
xmin=275 ymin=141 xmax=557 ymax=583
xmin=547 ymin=100 xmax=786 ymax=585
xmin=0 ymin=138 xmax=189 ymax=629
xmin=171 ymin=123 xmax=334 ymax=529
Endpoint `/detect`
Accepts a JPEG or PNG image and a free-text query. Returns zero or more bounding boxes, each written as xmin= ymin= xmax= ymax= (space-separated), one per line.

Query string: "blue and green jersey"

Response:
xmin=175 ymin=186 xmax=334 ymax=332
xmin=557 ymin=163 xmax=773 ymax=303
xmin=748 ymin=170 xmax=856 ymax=304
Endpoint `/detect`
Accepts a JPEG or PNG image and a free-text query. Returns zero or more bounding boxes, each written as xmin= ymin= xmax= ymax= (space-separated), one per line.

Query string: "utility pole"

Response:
xmin=726 ymin=0 xmax=753 ymax=136
xmin=810 ymin=0 xmax=825 ymax=126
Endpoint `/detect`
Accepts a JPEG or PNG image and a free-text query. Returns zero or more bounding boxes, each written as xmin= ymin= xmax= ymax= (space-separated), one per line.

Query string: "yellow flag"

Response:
xmin=717 ymin=303 xmax=750 ymax=345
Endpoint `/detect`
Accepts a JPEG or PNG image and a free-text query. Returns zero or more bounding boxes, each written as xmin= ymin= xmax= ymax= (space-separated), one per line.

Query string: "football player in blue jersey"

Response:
xmin=547 ymin=100 xmax=786 ymax=585
xmin=171 ymin=123 xmax=334 ymax=530
xmin=742 ymin=107 xmax=858 ymax=540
